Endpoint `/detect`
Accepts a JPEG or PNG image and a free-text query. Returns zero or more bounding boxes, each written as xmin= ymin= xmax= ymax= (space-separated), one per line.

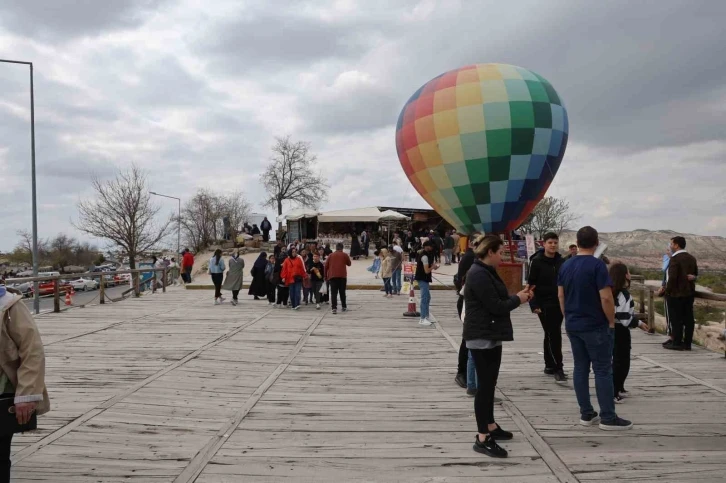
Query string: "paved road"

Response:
xmin=22 ymin=284 xmax=134 ymax=313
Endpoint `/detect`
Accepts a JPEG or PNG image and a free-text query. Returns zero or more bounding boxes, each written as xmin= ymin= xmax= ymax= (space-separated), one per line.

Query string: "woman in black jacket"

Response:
xmin=463 ymin=235 xmax=531 ymax=458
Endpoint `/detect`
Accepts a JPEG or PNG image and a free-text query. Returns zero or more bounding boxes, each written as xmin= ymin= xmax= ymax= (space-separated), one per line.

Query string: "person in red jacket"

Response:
xmin=281 ymin=248 xmax=307 ymax=310
xmin=324 ymin=242 xmax=352 ymax=314
xmin=181 ymin=249 xmax=195 ymax=284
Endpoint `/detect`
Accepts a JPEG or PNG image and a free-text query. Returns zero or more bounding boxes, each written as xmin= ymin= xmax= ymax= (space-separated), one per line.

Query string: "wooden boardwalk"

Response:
xmin=10 ymin=288 xmax=726 ymax=482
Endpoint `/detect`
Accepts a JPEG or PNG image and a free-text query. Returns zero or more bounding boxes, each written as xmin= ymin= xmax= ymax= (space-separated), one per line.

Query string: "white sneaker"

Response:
xmin=419 ymin=318 xmax=432 ymax=326
xmin=219 ymin=296 xmax=226 ymax=302
xmin=214 ymin=299 xmax=221 ymax=305
xmin=293 ymin=306 xmax=300 ymax=311
xmin=316 ymin=304 xmax=321 ymax=310
xmin=268 ymin=302 xmax=273 ymax=306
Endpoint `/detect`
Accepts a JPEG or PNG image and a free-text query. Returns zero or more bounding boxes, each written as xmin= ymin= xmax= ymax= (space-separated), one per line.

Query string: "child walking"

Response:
xmin=609 ymin=262 xmax=650 ymax=403
xmin=380 ymin=248 xmax=394 ymax=298
xmin=366 ymin=250 xmax=381 ymax=278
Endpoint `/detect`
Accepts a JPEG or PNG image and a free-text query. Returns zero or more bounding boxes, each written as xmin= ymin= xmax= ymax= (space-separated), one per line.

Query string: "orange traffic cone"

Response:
xmin=403 ymin=281 xmax=420 ymax=318
xmin=65 ymin=289 xmax=72 ymax=306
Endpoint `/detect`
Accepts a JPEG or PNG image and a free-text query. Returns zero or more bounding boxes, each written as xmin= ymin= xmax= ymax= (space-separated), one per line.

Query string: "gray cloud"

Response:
xmin=0 ymin=0 xmax=167 ymax=41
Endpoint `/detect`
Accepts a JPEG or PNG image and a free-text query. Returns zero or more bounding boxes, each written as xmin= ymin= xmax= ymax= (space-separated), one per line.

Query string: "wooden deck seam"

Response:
xmin=11 ymin=307 xmax=274 ymax=464
xmin=172 ymin=313 xmax=326 ymax=483
xmin=634 ymin=354 xmax=726 ymax=396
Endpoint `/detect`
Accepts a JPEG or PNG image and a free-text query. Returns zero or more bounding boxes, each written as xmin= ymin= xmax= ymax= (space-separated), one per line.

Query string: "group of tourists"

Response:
xmin=241 ymin=216 xmax=273 ymax=242
xmin=208 ymin=242 xmax=353 ymax=314
xmin=451 ymin=226 xmax=703 ymax=458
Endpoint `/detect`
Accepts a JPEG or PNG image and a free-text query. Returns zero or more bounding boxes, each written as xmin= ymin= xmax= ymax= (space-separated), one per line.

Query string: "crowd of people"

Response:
xmin=454 ymin=227 xmax=701 ymax=458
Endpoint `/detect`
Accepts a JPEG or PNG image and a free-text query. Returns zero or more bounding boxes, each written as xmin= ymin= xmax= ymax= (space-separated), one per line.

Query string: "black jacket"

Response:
xmin=455 ymin=248 xmax=475 ymax=291
xmin=527 ymin=251 xmax=564 ymax=309
xmin=463 ymin=260 xmax=520 ymax=342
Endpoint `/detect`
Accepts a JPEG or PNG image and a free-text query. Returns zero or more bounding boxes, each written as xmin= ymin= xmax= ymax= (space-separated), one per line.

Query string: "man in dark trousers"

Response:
xmin=261 ymin=217 xmax=272 ymax=242
xmin=662 ymin=236 xmax=698 ymax=351
xmin=454 ymin=236 xmax=477 ymax=388
xmin=324 ymin=243 xmax=352 ymax=315
xmin=528 ymin=232 xmax=567 ymax=383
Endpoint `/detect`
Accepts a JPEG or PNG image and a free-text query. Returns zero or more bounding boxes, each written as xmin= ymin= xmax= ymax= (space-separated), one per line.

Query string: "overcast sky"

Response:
xmin=1 ymin=0 xmax=725 ymax=252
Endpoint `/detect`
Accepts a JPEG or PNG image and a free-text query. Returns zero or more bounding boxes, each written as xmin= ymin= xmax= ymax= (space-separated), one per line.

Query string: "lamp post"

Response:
xmin=150 ymin=191 xmax=181 ymax=256
xmin=1 ymin=58 xmax=39 ymax=314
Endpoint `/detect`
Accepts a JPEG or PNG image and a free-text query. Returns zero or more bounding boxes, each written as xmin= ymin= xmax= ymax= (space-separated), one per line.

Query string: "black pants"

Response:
xmin=537 ymin=305 xmax=564 ymax=371
xmin=329 ymin=278 xmax=347 ymax=310
xmin=0 ymin=433 xmax=10 ymax=483
xmin=211 ymin=273 xmax=223 ymax=299
xmin=613 ymin=324 xmax=631 ymax=394
xmin=266 ymin=281 xmax=276 ymax=303
xmin=456 ymin=296 xmax=467 ymax=375
xmin=232 ymin=289 xmax=240 ymax=301
xmin=667 ymin=296 xmax=695 ymax=346
xmin=263 ymin=231 xmax=270 ymax=242
xmin=471 ymin=345 xmax=503 ymax=434
xmin=276 ymin=285 xmax=289 ymax=306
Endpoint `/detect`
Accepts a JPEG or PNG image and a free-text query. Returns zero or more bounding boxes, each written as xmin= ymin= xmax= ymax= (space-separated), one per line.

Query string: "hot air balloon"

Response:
xmin=395 ymin=63 xmax=568 ymax=235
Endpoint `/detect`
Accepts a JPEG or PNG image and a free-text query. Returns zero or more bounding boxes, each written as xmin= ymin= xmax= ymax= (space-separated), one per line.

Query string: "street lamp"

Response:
xmin=150 ymin=191 xmax=181 ymax=256
xmin=1 ymin=58 xmax=39 ymax=314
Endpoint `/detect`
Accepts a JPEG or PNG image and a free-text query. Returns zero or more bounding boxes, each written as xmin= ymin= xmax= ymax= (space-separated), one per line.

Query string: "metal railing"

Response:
xmin=5 ymin=268 xmax=173 ymax=313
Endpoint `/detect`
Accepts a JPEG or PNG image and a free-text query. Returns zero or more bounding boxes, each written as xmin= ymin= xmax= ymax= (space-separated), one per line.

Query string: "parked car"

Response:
xmin=69 ymin=278 xmax=98 ymax=291
xmin=9 ymin=282 xmax=32 ymax=297
xmin=114 ymin=273 xmax=132 ymax=285
xmin=29 ymin=280 xmax=72 ymax=296
xmin=103 ymin=274 xmax=117 ymax=287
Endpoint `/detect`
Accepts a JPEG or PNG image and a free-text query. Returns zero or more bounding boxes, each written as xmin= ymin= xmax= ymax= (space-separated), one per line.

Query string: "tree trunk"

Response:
xmin=128 ymin=251 xmax=136 ymax=270
xmin=277 ymin=199 xmax=283 ymax=233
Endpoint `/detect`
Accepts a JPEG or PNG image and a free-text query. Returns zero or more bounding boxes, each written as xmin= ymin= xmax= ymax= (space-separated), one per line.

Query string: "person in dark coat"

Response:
xmin=248 ymin=252 xmax=268 ymax=300
xmin=463 ymin=235 xmax=531 ymax=458
xmin=274 ymin=252 xmax=289 ymax=307
xmin=251 ymin=224 xmax=261 ymax=236
xmin=454 ymin=235 xmax=477 ymax=389
xmin=360 ymin=231 xmax=370 ymax=259
xmin=261 ymin=217 xmax=273 ymax=242
xmin=527 ymin=232 xmax=566 ymax=382
xmin=264 ymin=254 xmax=276 ymax=305
xmin=350 ymin=233 xmax=362 ymax=260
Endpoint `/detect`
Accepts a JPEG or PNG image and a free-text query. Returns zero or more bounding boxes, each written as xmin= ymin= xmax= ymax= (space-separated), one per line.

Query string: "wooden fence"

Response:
xmin=5 ymin=268 xmax=171 ymax=313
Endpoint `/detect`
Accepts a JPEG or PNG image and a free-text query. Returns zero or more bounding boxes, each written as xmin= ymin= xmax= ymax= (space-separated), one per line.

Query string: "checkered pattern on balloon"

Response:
xmin=396 ymin=63 xmax=569 ymax=235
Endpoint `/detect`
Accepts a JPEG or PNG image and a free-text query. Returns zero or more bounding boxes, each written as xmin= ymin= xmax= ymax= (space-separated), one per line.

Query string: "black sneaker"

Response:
xmin=614 ymin=395 xmax=624 ymax=404
xmin=662 ymin=339 xmax=673 ymax=347
xmin=554 ymin=370 xmax=568 ymax=384
xmin=579 ymin=411 xmax=601 ymax=426
xmin=543 ymin=367 xmax=556 ymax=375
xmin=331 ymin=309 xmax=337 ymax=314
xmin=466 ymin=388 xmax=477 ymax=397
xmin=664 ymin=344 xmax=684 ymax=351
xmin=455 ymin=373 xmax=467 ymax=389
xmin=473 ymin=435 xmax=508 ymax=458
xmin=489 ymin=425 xmax=513 ymax=441
xmin=599 ymin=417 xmax=633 ymax=431
xmin=342 ymin=307 xmax=348 ymax=312
xmin=683 ymin=345 xmax=692 ymax=351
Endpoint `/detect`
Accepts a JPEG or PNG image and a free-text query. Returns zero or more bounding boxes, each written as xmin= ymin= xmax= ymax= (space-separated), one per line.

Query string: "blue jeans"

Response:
xmin=383 ymin=277 xmax=392 ymax=295
xmin=467 ymin=350 xmax=478 ymax=390
xmin=290 ymin=281 xmax=302 ymax=308
xmin=567 ymin=327 xmax=616 ymax=422
xmin=391 ymin=268 xmax=402 ymax=294
xmin=418 ymin=280 xmax=431 ymax=319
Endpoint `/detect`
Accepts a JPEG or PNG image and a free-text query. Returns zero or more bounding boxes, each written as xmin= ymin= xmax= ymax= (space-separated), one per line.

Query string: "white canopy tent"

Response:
xmin=276 ymin=209 xmax=320 ymax=223
xmin=378 ymin=209 xmax=410 ymax=221
xmin=317 ymin=207 xmax=391 ymax=223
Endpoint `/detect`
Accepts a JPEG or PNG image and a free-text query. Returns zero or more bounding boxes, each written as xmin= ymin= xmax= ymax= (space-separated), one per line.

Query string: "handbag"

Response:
xmin=0 ymin=397 xmax=37 ymax=436
xmin=319 ymin=283 xmax=328 ymax=295
xmin=302 ymin=276 xmax=312 ymax=289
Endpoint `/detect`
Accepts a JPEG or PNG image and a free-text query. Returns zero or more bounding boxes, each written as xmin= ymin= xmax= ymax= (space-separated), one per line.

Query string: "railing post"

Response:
xmin=152 ymin=270 xmax=157 ymax=294
xmin=648 ymin=288 xmax=655 ymax=330
xmin=99 ymin=275 xmax=105 ymax=304
xmin=162 ymin=268 xmax=167 ymax=293
xmin=638 ymin=285 xmax=645 ymax=314
xmin=134 ymin=271 xmax=140 ymax=297
xmin=53 ymin=278 xmax=60 ymax=313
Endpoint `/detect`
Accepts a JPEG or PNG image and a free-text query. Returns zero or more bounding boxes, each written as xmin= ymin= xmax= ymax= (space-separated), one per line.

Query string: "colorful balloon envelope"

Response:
xmin=395 ymin=63 xmax=568 ymax=234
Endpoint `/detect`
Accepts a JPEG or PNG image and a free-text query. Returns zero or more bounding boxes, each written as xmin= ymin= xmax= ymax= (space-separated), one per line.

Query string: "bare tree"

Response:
xmin=518 ymin=196 xmax=579 ymax=239
xmin=217 ymin=191 xmax=251 ymax=243
xmin=49 ymin=234 xmax=76 ymax=272
xmin=14 ymin=230 xmax=48 ymax=265
xmin=260 ymin=136 xmax=329 ymax=231
xmin=74 ymin=165 xmax=172 ymax=269
xmin=180 ymin=189 xmax=219 ymax=253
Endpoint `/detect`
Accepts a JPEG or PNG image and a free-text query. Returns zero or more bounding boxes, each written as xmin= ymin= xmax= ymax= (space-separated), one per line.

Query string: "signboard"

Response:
xmin=403 ymin=262 xmax=415 ymax=280
xmin=516 ymin=240 xmax=527 ymax=258
xmin=525 ymin=235 xmax=536 ymax=259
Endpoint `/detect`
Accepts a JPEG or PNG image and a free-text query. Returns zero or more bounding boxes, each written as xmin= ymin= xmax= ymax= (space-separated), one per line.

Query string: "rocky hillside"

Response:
xmin=559 ymin=229 xmax=726 ymax=270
